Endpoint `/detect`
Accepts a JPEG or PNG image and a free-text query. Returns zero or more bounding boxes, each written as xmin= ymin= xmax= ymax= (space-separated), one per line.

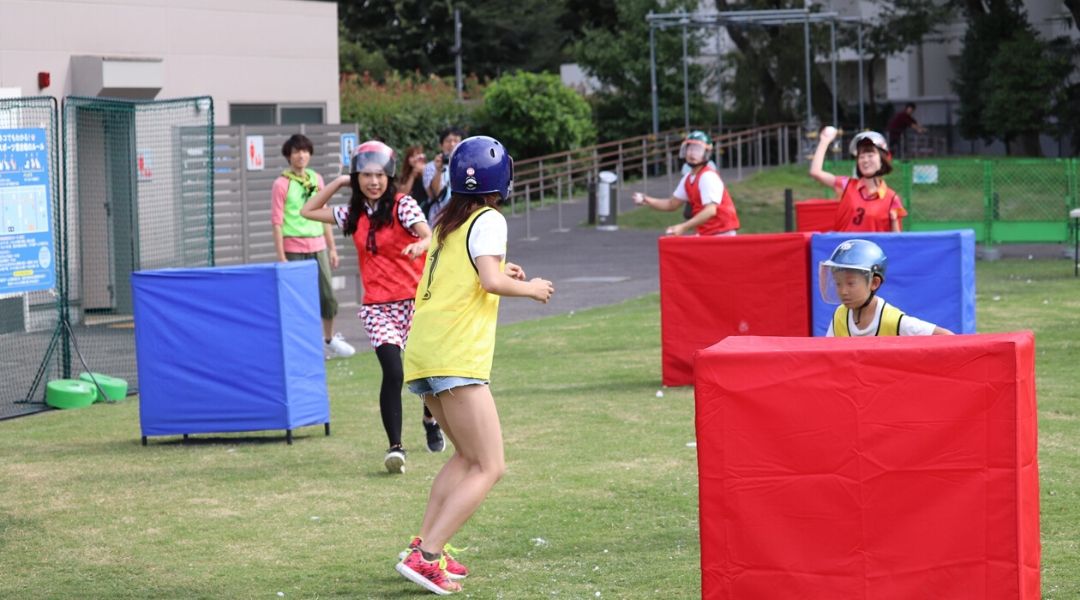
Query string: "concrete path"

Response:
xmin=332 ymin=170 xmax=724 ymax=349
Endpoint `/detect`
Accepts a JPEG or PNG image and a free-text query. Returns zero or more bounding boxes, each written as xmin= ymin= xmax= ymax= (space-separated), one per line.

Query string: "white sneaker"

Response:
xmin=325 ymin=333 xmax=355 ymax=359
xmin=384 ymin=447 xmax=406 ymax=474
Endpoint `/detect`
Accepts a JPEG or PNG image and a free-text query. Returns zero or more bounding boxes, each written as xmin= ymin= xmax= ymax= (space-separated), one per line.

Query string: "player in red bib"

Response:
xmin=301 ymin=140 xmax=446 ymax=474
xmin=631 ymin=130 xmax=740 ymax=236
xmin=809 ymin=127 xmax=907 ymax=232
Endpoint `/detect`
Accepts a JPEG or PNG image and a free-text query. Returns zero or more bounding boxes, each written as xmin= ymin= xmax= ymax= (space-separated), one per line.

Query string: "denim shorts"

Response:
xmin=407 ymin=376 xmax=489 ymax=397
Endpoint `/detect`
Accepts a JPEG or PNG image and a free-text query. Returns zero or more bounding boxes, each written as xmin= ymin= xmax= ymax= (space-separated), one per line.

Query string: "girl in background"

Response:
xmin=302 ymin=140 xmax=445 ymax=473
xmin=809 ymin=127 xmax=907 ymax=232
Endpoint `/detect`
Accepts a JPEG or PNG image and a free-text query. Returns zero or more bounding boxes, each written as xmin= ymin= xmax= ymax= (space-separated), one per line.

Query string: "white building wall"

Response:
xmin=0 ymin=0 xmax=340 ymax=124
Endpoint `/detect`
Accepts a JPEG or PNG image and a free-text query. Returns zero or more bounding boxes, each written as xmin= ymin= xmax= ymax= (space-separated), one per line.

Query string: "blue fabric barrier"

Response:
xmin=132 ymin=261 xmax=329 ymax=438
xmin=810 ymin=231 xmax=977 ymax=336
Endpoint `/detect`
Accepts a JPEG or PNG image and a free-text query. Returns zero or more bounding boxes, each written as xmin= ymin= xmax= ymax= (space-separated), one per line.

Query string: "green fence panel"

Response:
xmin=824 ymin=157 xmax=1078 ymax=243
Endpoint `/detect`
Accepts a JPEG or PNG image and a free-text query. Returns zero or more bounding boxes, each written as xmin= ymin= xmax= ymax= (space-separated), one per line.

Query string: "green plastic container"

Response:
xmin=45 ymin=379 xmax=97 ymax=409
xmin=78 ymin=372 xmax=129 ymax=402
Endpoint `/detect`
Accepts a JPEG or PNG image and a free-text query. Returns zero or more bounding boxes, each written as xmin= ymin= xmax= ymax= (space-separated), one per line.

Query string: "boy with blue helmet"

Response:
xmin=820 ymin=239 xmax=952 ymax=336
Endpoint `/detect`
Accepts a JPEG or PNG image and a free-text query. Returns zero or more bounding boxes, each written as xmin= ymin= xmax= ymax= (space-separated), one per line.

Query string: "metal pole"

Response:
xmin=857 ymin=24 xmax=865 ymax=130
xmin=650 ymin=21 xmax=660 ymax=136
xmin=804 ymin=15 xmax=812 ymax=127
xmin=830 ymin=20 xmax=837 ymax=127
xmin=641 ymin=137 xmax=648 ymax=190
xmin=524 ymin=182 xmax=535 ymax=240
xmin=682 ymin=22 xmax=690 ymax=131
xmin=716 ymin=25 xmax=724 ymax=134
xmin=454 ymin=8 xmax=463 ymax=102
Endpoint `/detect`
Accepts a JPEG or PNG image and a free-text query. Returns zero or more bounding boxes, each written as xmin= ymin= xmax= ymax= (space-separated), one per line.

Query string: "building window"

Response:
xmin=229 ymin=103 xmax=325 ymax=125
xmin=230 ymin=104 xmax=275 ymax=125
xmin=280 ymin=106 xmax=325 ymax=125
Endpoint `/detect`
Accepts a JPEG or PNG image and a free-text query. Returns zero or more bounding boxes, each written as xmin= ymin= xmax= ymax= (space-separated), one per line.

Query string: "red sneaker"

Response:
xmin=401 ymin=537 xmax=469 ymax=581
xmin=395 ymin=548 xmax=462 ymax=595
xmin=442 ymin=544 xmax=469 ymax=581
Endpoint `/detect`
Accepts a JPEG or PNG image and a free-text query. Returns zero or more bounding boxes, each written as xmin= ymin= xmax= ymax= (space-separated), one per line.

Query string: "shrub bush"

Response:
xmin=339 ymin=71 xmax=483 ymax=153
xmin=479 ymin=71 xmax=596 ymax=159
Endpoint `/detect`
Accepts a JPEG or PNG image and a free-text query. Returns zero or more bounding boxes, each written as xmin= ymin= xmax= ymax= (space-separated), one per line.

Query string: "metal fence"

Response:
xmin=212 ymin=124 xmax=361 ymax=301
xmin=508 ymin=123 xmax=802 ymax=234
xmin=1 ymin=96 xmax=213 ymax=420
xmin=824 ymin=158 xmax=1080 ymax=243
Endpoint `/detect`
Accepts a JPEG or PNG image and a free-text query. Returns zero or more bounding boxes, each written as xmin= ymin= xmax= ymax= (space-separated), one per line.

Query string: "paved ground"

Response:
xmin=332 ymin=173 xmax=700 ymax=350
xmin=326 ymin=168 xmax=1077 ymax=351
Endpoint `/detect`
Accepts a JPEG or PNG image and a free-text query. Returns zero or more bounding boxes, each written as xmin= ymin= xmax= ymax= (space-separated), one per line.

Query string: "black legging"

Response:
xmin=375 ymin=343 xmax=433 ymax=449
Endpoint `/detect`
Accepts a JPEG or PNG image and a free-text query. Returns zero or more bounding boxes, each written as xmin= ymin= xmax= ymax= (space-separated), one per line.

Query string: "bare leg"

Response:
xmin=416 ymin=384 xmax=505 ymax=554
xmin=322 ymin=318 xmax=332 ymax=341
xmin=418 ymin=394 xmax=467 ymax=538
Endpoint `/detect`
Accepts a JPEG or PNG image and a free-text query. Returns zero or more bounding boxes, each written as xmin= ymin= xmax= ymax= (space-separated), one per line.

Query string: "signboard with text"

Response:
xmin=0 ymin=128 xmax=55 ymax=294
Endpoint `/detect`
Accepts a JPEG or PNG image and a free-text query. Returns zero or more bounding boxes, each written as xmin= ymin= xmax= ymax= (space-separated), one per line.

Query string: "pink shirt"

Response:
xmin=271 ymin=172 xmax=328 ymax=254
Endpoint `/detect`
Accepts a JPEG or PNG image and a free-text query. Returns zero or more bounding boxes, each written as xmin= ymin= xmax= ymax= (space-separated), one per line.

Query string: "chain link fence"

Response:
xmin=0 ymin=96 xmax=213 ymax=420
xmin=824 ymin=158 xmax=1080 ymax=242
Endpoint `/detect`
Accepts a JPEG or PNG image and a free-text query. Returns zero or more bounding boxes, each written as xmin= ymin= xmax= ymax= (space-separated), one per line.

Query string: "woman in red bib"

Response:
xmin=302 ymin=140 xmax=445 ymax=474
xmin=809 ymin=128 xmax=906 ymax=232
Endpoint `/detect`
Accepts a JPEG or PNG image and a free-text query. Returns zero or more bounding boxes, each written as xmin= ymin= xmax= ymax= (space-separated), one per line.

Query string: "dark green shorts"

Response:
xmin=285 ymin=250 xmax=339 ymax=320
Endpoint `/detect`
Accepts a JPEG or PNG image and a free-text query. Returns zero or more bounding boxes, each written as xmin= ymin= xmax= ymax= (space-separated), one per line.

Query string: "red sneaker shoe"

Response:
xmin=400 ymin=537 xmax=469 ymax=581
xmin=395 ymin=548 xmax=462 ymax=595
xmin=442 ymin=543 xmax=469 ymax=581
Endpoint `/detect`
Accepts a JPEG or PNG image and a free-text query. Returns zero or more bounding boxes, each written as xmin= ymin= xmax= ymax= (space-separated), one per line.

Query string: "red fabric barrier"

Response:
xmin=694 ymin=333 xmax=1040 ymax=600
xmin=795 ymin=199 xmax=838 ymax=232
xmin=658 ymin=233 xmax=811 ymax=386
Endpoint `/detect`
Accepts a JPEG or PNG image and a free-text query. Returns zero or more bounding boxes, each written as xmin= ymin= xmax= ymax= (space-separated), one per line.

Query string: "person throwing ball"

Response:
xmin=632 ymin=130 xmax=740 ymax=236
xmin=810 ymin=126 xmax=907 ymax=232
xmin=820 ymin=239 xmax=952 ymax=336
xmin=395 ymin=136 xmax=554 ymax=595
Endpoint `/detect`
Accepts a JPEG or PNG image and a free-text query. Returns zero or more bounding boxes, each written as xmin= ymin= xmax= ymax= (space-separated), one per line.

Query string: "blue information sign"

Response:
xmin=340 ymin=133 xmax=358 ymax=167
xmin=0 ymin=128 xmax=55 ymax=293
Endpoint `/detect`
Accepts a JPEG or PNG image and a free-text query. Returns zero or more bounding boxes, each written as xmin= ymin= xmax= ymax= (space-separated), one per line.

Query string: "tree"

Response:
xmin=335 ymin=0 xmax=572 ymax=79
xmin=953 ymin=0 xmax=1076 ymax=154
xmin=480 ymin=72 xmax=596 ymax=158
xmin=573 ymin=0 xmax=713 ymax=140
xmin=840 ymin=0 xmax=955 ymax=117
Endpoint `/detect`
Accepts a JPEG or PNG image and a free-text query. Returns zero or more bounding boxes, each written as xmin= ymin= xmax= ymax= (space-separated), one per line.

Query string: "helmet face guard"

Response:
xmin=818 ymin=239 xmax=887 ymax=304
xmin=449 ymin=135 xmax=514 ymax=201
xmin=351 ymin=140 xmax=397 ymax=178
xmin=679 ymin=140 xmax=711 ymax=163
xmin=679 ymin=130 xmax=712 ymax=164
xmin=819 ymin=263 xmax=874 ymax=305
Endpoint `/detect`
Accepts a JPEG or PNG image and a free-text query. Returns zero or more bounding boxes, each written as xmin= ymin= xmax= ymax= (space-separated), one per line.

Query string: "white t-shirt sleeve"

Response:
xmin=899 ymin=314 xmax=938 ymax=336
xmin=672 ymin=173 xmax=691 ymax=202
xmin=697 ymin=170 xmax=725 ymax=206
xmin=467 ymin=210 xmax=508 ymax=262
xmin=422 ymin=162 xmax=437 ymax=190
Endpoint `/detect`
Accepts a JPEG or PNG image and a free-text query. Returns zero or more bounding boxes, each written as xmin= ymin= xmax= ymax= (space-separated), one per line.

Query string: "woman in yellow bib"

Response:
xmin=819 ymin=239 xmax=952 ymax=336
xmin=396 ymin=136 xmax=554 ymax=595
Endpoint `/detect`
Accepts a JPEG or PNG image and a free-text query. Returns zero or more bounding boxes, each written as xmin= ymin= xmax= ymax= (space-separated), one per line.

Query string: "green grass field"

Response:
xmin=2 ymin=258 xmax=1077 ymax=599
xmin=2 ymin=165 xmax=1077 ymax=598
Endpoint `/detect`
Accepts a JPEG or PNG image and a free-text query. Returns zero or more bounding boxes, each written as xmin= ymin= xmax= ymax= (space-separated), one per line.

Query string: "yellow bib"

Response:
xmin=404 ymin=207 xmax=502 ymax=381
xmin=832 ymin=301 xmax=903 ymax=336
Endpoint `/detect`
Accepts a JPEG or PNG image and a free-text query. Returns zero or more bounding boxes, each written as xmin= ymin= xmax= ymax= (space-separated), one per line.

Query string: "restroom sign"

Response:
xmin=340 ymin=133 xmax=357 ymax=167
xmin=246 ymin=135 xmax=264 ymax=171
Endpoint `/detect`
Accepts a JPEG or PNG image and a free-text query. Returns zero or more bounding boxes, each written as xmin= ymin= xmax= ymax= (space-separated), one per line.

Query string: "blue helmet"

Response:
xmin=449 ymin=136 xmax=514 ymax=201
xmin=818 ymin=239 xmax=888 ymax=304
